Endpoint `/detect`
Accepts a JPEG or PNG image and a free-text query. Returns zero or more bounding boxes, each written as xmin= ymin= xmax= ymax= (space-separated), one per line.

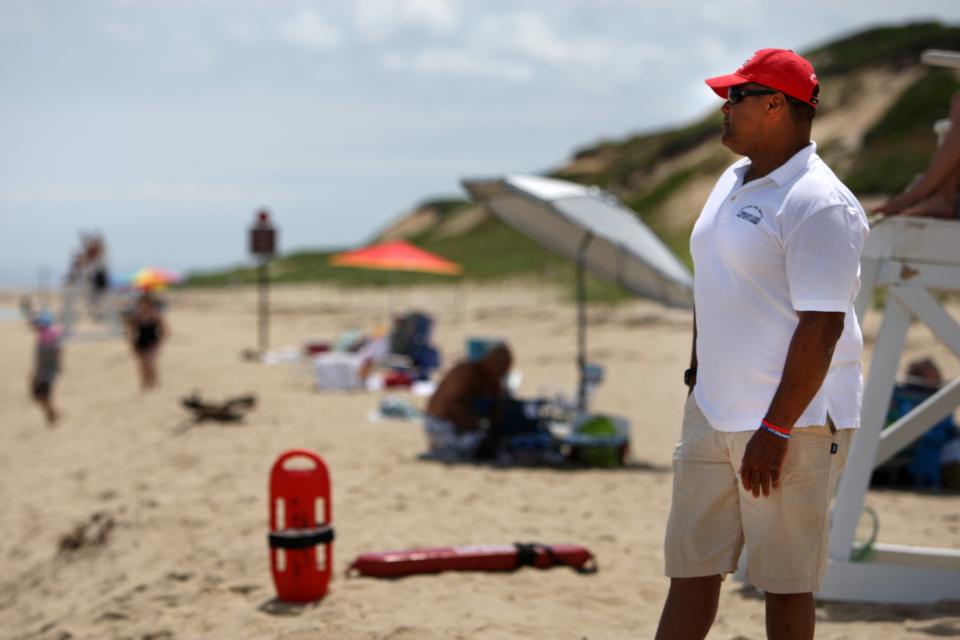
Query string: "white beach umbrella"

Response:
xmin=462 ymin=174 xmax=693 ymax=410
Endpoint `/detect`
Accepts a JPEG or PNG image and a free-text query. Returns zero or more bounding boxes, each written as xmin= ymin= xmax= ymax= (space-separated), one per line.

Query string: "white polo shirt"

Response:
xmin=690 ymin=142 xmax=869 ymax=432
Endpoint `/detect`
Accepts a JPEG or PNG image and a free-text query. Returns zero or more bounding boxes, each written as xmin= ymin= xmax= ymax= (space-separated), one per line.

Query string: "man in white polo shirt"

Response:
xmin=655 ymin=50 xmax=869 ymax=640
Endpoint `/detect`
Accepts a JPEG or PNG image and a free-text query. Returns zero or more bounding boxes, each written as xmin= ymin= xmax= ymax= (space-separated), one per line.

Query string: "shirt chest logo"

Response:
xmin=735 ymin=205 xmax=763 ymax=225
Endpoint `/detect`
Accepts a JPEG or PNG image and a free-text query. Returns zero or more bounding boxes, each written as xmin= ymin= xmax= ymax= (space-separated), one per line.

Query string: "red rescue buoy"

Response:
xmin=268 ymin=449 xmax=334 ymax=602
xmin=347 ymin=543 xmax=596 ymax=578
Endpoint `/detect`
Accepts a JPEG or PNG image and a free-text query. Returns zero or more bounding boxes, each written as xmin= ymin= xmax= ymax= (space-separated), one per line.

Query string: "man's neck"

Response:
xmin=744 ymin=138 xmax=811 ymax=183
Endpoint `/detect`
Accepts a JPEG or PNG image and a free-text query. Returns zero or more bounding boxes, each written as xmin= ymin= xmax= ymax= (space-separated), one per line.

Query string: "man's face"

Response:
xmin=720 ymin=83 xmax=776 ymax=155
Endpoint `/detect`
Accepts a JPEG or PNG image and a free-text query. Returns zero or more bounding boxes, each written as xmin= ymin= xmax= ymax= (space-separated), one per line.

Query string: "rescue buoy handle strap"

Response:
xmin=514 ymin=542 xmax=541 ymax=568
xmin=269 ymin=524 xmax=335 ymax=549
xmin=513 ymin=543 xmax=598 ymax=574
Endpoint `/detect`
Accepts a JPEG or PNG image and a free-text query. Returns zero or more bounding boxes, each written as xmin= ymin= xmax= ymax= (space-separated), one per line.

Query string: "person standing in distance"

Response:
xmin=127 ymin=292 xmax=167 ymax=390
xmin=655 ymin=50 xmax=869 ymax=640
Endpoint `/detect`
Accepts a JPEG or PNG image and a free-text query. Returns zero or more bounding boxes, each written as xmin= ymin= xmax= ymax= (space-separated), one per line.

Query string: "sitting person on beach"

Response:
xmin=424 ymin=344 xmax=512 ymax=459
xmin=888 ymin=358 xmax=958 ymax=490
xmin=874 ymin=91 xmax=960 ymax=219
xmin=126 ymin=292 xmax=167 ymax=390
xmin=21 ymin=303 xmax=62 ymax=426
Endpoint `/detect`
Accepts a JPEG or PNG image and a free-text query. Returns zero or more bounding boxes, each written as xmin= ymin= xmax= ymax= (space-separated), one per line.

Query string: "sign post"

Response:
xmin=249 ymin=209 xmax=277 ymax=355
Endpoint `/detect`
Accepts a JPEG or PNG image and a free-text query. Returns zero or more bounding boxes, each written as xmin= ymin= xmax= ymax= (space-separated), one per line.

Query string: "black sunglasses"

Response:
xmin=727 ymin=86 xmax=778 ymax=104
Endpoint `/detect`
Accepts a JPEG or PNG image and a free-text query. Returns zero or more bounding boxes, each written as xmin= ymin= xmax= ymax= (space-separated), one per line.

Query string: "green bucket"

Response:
xmin=575 ymin=416 xmax=624 ymax=467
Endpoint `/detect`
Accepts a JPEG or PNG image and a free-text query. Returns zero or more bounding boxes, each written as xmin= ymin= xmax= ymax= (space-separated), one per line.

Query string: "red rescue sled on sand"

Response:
xmin=347 ymin=543 xmax=597 ymax=578
xmin=268 ymin=449 xmax=334 ymax=603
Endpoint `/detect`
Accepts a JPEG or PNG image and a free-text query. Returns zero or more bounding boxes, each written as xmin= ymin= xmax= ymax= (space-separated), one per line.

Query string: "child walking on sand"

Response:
xmin=22 ymin=303 xmax=62 ymax=425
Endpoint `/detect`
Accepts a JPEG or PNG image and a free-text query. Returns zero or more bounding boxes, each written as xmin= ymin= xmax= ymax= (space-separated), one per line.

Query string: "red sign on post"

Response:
xmin=249 ymin=209 xmax=276 ymax=354
xmin=250 ymin=209 xmax=276 ymax=257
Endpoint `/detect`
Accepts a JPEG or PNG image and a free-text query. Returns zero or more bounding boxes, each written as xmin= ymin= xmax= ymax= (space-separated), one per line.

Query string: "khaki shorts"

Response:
xmin=664 ymin=394 xmax=853 ymax=594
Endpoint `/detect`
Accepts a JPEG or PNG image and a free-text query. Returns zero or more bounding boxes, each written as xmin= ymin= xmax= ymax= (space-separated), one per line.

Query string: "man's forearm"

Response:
xmin=763 ymin=311 xmax=845 ymax=429
xmin=690 ymin=308 xmax=698 ymax=370
xmin=685 ymin=308 xmax=698 ymax=394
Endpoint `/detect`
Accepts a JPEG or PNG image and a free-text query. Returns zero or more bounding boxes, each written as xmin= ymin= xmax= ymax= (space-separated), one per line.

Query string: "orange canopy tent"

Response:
xmin=121 ymin=266 xmax=182 ymax=291
xmin=329 ymin=240 xmax=462 ymax=276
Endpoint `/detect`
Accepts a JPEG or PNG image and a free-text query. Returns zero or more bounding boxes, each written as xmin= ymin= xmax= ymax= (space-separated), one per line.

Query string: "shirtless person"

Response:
xmin=424 ymin=344 xmax=512 ymax=459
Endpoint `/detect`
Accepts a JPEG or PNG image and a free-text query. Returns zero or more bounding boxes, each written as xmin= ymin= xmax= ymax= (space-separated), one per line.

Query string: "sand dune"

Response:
xmin=1 ymin=284 xmax=958 ymax=639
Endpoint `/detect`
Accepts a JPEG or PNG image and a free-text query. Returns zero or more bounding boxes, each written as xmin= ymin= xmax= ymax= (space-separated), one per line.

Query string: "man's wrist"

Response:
xmin=760 ymin=418 xmax=791 ymax=440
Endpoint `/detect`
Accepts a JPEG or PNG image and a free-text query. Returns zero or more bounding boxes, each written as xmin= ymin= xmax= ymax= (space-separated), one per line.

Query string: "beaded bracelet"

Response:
xmin=760 ymin=418 xmax=791 ymax=440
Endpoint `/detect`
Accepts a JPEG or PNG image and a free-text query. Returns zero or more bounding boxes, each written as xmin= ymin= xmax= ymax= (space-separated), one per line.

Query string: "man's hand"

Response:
xmin=739 ymin=430 xmax=789 ymax=498
xmin=739 ymin=311 xmax=844 ymax=498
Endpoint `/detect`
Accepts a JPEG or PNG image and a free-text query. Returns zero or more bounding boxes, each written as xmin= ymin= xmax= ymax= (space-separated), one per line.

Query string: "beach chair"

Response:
xmin=387 ymin=311 xmax=441 ymax=380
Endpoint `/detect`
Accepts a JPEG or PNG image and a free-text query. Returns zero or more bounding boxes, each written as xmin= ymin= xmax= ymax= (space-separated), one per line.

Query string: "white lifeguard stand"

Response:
xmin=818 ymin=48 xmax=960 ymax=605
xmin=817 ymin=216 xmax=960 ymax=603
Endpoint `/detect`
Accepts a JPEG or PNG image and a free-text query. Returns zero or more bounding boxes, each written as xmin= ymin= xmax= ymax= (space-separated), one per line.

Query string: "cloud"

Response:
xmin=377 ymin=10 xmax=667 ymax=89
xmin=477 ymin=12 xmax=667 ymax=73
xmin=224 ymin=19 xmax=262 ymax=46
xmin=381 ymin=49 xmax=533 ymax=82
xmin=90 ymin=14 xmax=221 ymax=76
xmin=278 ymin=8 xmax=342 ymax=51
xmin=355 ymin=0 xmax=458 ymax=41
xmin=0 ymin=181 xmax=257 ymax=207
xmin=95 ymin=18 xmax=144 ymax=44
xmin=472 ymin=12 xmax=568 ymax=63
xmin=0 ymin=0 xmax=44 ymax=35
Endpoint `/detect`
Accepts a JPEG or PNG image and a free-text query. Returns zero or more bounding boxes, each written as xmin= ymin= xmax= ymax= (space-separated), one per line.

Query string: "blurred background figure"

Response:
xmin=423 ymin=343 xmax=513 ymax=460
xmin=875 ymin=358 xmax=959 ymax=491
xmin=901 ymin=358 xmax=958 ymax=489
xmin=20 ymin=298 xmax=63 ymax=426
xmin=62 ymin=231 xmax=114 ymax=333
xmin=61 ymin=250 xmax=85 ymax=335
xmin=126 ymin=292 xmax=166 ymax=391
xmin=83 ymin=232 xmax=111 ymax=318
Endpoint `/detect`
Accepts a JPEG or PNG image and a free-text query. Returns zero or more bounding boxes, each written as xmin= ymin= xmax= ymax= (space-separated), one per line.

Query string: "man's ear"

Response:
xmin=766 ymin=93 xmax=786 ymax=117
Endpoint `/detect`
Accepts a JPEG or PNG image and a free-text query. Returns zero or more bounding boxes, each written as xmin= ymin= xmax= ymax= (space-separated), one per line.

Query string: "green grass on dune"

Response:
xmin=862 ymin=68 xmax=960 ymax=147
xmin=415 ymin=216 xmax=564 ymax=279
xmin=186 ymin=216 xmax=637 ymax=303
xmin=805 ymin=22 xmax=960 ymax=77
xmin=186 ymin=252 xmax=463 ymax=288
xmin=555 ymin=113 xmax=722 ymax=192
xmin=422 ymin=217 xmax=638 ymax=302
xmin=843 ymin=68 xmax=960 ymax=194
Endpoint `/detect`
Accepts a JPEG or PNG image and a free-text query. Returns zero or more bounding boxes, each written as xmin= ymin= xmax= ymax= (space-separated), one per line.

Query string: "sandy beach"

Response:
xmin=1 ymin=283 xmax=958 ymax=640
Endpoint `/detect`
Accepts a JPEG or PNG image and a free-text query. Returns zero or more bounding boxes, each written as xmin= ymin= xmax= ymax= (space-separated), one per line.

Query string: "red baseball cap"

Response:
xmin=705 ymin=49 xmax=820 ymax=107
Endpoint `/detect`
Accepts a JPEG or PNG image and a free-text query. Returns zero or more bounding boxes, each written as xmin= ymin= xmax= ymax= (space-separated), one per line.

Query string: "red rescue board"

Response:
xmin=347 ymin=543 xmax=596 ymax=578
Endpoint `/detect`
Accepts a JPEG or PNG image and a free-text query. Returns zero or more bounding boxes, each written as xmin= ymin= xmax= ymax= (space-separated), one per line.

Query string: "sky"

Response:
xmin=1 ymin=0 xmax=959 ymax=287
